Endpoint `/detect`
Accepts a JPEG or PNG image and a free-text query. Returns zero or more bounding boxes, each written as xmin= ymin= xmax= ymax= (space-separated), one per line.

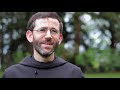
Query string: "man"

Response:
xmin=2 ymin=12 xmax=84 ymax=78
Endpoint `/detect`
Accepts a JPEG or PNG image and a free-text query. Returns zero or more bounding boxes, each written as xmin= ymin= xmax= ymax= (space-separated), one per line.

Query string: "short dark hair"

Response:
xmin=27 ymin=12 xmax=63 ymax=33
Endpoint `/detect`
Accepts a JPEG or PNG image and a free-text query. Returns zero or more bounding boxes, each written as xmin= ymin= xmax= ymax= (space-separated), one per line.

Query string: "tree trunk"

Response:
xmin=73 ymin=13 xmax=81 ymax=55
xmin=8 ymin=28 xmax=13 ymax=66
xmin=0 ymin=28 xmax=3 ymax=69
xmin=109 ymin=22 xmax=116 ymax=51
xmin=72 ymin=12 xmax=81 ymax=64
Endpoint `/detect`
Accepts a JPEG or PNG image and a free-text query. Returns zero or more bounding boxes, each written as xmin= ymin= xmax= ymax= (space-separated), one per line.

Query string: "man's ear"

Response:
xmin=26 ymin=30 xmax=33 ymax=43
xmin=59 ymin=33 xmax=63 ymax=45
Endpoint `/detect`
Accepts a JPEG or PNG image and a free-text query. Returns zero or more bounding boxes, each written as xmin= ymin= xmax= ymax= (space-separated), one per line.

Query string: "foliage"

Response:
xmin=75 ymin=48 xmax=100 ymax=72
xmin=55 ymin=43 xmax=74 ymax=62
xmin=12 ymin=51 xmax=30 ymax=64
xmin=75 ymin=48 xmax=120 ymax=73
xmin=0 ymin=70 xmax=3 ymax=78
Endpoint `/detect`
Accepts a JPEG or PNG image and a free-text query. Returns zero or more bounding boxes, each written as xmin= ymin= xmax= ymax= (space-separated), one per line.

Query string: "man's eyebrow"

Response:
xmin=37 ymin=27 xmax=58 ymax=30
xmin=37 ymin=27 xmax=48 ymax=30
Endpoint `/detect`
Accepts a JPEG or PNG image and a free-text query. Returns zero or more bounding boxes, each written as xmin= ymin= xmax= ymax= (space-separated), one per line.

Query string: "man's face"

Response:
xmin=27 ymin=18 xmax=63 ymax=57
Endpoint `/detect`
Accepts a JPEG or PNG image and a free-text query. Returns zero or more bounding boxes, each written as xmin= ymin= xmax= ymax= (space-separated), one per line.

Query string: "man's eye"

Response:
xmin=39 ymin=29 xmax=46 ymax=32
xmin=51 ymin=29 xmax=57 ymax=33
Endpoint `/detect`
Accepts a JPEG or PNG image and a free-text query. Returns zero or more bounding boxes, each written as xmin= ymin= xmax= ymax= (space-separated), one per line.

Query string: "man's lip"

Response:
xmin=42 ymin=44 xmax=53 ymax=46
xmin=42 ymin=44 xmax=53 ymax=49
xmin=42 ymin=43 xmax=53 ymax=45
xmin=43 ymin=44 xmax=52 ymax=45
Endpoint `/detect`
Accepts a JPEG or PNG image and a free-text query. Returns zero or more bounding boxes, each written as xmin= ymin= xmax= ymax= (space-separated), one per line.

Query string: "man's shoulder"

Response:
xmin=66 ymin=62 xmax=81 ymax=70
xmin=57 ymin=57 xmax=81 ymax=70
xmin=5 ymin=64 xmax=19 ymax=71
xmin=2 ymin=64 xmax=20 ymax=78
xmin=63 ymin=61 xmax=84 ymax=78
xmin=4 ymin=64 xmax=20 ymax=74
xmin=4 ymin=56 xmax=31 ymax=73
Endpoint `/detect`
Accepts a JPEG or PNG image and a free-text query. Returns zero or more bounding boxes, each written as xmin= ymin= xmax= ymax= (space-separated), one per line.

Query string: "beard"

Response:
xmin=33 ymin=38 xmax=59 ymax=57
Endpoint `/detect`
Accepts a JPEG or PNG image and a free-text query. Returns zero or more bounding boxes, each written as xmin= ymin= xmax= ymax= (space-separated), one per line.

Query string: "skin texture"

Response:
xmin=26 ymin=18 xmax=63 ymax=62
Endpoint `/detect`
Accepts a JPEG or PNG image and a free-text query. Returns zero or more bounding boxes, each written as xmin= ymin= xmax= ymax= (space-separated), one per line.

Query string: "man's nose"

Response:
xmin=45 ymin=30 xmax=52 ymax=39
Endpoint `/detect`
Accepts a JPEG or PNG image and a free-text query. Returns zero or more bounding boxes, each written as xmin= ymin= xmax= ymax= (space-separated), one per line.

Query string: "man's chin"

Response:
xmin=40 ymin=52 xmax=53 ymax=57
xmin=38 ymin=50 xmax=54 ymax=57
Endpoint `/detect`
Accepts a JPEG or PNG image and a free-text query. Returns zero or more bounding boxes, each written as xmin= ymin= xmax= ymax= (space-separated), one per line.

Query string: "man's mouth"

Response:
xmin=42 ymin=44 xmax=53 ymax=50
xmin=42 ymin=42 xmax=53 ymax=45
xmin=42 ymin=42 xmax=53 ymax=47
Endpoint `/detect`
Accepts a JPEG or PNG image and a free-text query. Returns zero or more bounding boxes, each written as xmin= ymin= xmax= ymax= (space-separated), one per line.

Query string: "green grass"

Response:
xmin=84 ymin=72 xmax=120 ymax=78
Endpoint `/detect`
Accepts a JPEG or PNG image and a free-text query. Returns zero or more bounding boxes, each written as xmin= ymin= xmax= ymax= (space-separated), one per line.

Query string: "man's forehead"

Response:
xmin=34 ymin=18 xmax=60 ymax=29
xmin=35 ymin=18 xmax=59 ymax=24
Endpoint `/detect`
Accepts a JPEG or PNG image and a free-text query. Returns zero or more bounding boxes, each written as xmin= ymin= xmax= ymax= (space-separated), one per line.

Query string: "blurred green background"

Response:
xmin=0 ymin=12 xmax=120 ymax=78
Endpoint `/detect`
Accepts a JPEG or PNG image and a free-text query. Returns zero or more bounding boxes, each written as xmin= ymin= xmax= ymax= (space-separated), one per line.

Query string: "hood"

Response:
xmin=19 ymin=56 xmax=68 ymax=69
